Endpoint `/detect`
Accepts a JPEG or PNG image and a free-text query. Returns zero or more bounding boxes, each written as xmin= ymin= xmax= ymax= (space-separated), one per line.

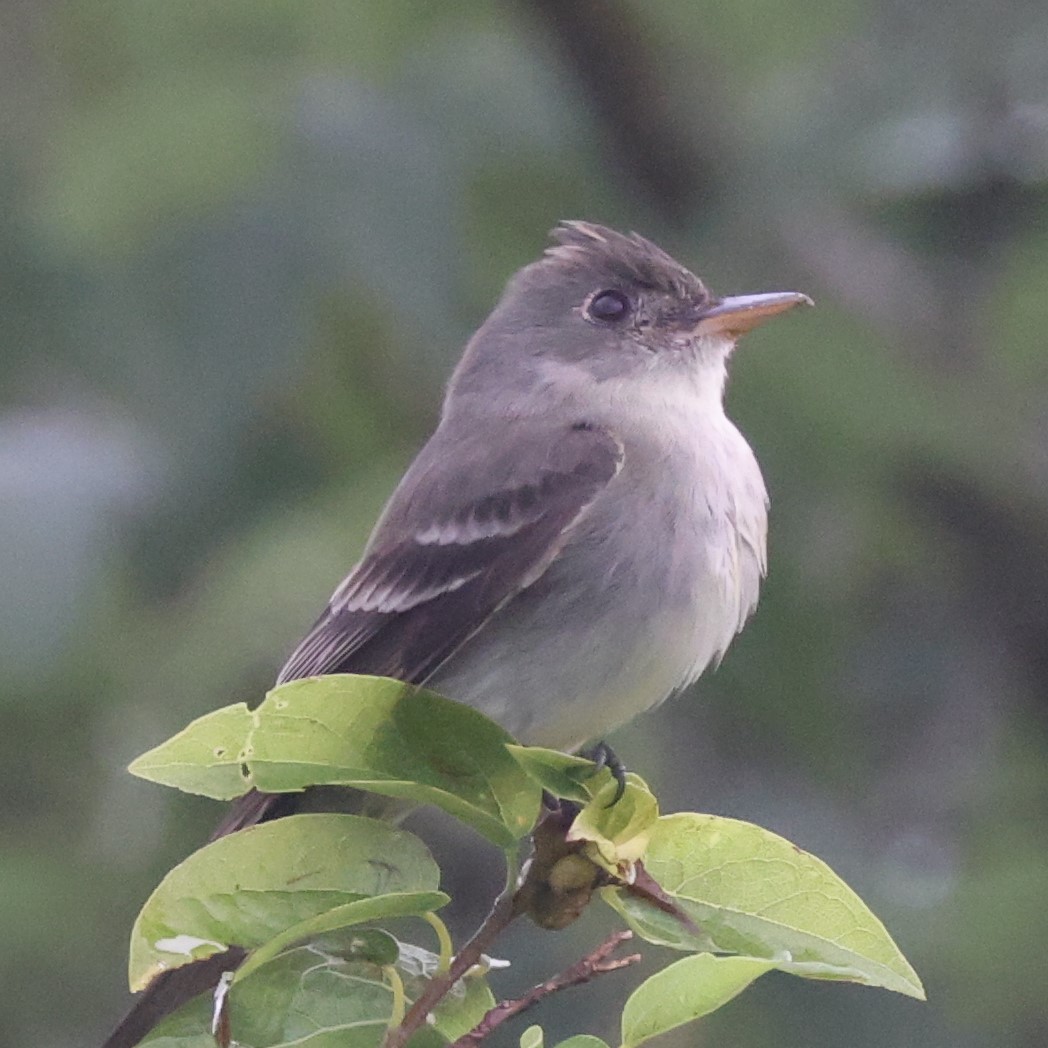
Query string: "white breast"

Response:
xmin=431 ymin=352 xmax=769 ymax=750
xmin=610 ymin=376 xmax=767 ymax=669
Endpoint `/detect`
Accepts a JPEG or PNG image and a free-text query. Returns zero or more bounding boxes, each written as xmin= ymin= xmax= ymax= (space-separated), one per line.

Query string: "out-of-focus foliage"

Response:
xmin=1 ymin=1 xmax=1045 ymax=1045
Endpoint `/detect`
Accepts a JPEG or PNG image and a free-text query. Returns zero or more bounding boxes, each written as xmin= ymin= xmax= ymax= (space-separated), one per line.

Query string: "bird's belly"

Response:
xmin=428 ymin=611 xmax=691 ymax=750
xmin=428 ymin=464 xmax=759 ymax=750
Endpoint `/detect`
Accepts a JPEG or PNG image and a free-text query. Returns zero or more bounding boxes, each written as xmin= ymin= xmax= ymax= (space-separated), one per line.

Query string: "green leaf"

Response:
xmin=567 ymin=774 xmax=659 ymax=872
xmin=620 ymin=954 xmax=773 ymax=1047
xmin=129 ymin=702 xmax=254 ymax=799
xmin=129 ymin=813 xmax=439 ymax=990
xmin=430 ymin=973 xmax=496 ymax=1042
xmin=514 ymin=1027 xmax=612 ymax=1048
xmin=507 ymin=746 xmax=600 ymax=803
xmin=130 ymin=674 xmax=542 ymax=845
xmin=508 ymin=749 xmax=660 ymax=872
xmin=142 ymin=935 xmax=490 ymax=1047
xmin=601 ymin=892 xmax=717 ymax=954
xmin=235 ymin=892 xmax=449 ymax=983
xmin=520 ymin=1026 xmax=545 ymax=1048
xmin=319 ymin=928 xmax=401 ymax=966
xmin=219 ymin=945 xmax=401 ymax=1048
xmin=395 ymin=942 xmax=496 ymax=1042
xmin=605 ymin=813 xmax=925 ymax=999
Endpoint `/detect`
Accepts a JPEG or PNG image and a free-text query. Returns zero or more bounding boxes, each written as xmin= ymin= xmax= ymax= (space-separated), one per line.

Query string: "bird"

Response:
xmin=103 ymin=221 xmax=810 ymax=1046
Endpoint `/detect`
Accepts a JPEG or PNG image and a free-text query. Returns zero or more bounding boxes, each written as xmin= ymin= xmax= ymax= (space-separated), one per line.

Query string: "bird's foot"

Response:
xmin=584 ymin=741 xmax=627 ymax=806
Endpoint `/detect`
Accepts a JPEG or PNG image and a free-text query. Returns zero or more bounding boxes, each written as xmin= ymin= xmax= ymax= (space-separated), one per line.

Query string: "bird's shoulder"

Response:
xmin=378 ymin=415 xmax=624 ymax=532
xmin=276 ymin=417 xmax=623 ymax=684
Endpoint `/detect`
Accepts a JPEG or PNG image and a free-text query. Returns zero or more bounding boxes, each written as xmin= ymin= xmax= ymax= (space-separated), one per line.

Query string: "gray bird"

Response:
xmin=104 ymin=221 xmax=810 ymax=1047
xmin=280 ymin=220 xmax=808 ymax=748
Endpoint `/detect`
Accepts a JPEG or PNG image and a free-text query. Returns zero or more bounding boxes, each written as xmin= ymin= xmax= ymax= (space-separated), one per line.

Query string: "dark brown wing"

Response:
xmin=277 ymin=420 xmax=623 ymax=685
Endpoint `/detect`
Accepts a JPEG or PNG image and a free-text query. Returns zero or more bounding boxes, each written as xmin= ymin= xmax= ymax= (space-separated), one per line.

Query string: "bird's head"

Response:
xmin=449 ymin=221 xmax=811 ymax=410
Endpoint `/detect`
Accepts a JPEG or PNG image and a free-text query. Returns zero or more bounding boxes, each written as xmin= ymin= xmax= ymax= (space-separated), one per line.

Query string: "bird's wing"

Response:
xmin=277 ymin=421 xmax=623 ymax=686
xmin=207 ymin=422 xmax=622 ymax=843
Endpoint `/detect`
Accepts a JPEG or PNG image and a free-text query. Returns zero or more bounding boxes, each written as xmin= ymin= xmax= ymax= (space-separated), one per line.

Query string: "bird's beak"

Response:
xmin=696 ymin=291 xmax=813 ymax=338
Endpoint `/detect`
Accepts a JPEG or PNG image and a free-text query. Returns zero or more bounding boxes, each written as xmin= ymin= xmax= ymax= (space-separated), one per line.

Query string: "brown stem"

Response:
xmin=384 ymin=889 xmax=518 ymax=1048
xmin=385 ymin=808 xmax=644 ymax=1048
xmin=450 ymin=930 xmax=641 ymax=1048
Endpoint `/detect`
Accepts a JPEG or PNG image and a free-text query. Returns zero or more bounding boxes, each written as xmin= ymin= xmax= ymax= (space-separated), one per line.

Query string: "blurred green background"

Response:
xmin=3 ymin=2 xmax=1047 ymax=1046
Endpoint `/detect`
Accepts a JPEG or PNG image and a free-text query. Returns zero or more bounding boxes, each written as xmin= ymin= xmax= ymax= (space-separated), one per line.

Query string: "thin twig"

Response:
xmin=450 ymin=930 xmax=641 ymax=1048
xmin=383 ymin=889 xmax=519 ymax=1048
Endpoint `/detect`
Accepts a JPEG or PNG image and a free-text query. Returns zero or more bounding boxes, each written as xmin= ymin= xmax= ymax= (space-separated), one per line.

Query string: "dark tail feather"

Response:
xmin=207 ymin=787 xmax=295 ymax=840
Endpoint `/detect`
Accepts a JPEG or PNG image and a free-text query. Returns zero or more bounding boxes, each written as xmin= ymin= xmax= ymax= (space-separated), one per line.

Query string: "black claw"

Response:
xmin=585 ymin=741 xmax=628 ymax=806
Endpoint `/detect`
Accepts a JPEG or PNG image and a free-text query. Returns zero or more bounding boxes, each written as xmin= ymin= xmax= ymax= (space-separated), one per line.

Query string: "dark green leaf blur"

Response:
xmin=3 ymin=3 xmax=1045 ymax=1046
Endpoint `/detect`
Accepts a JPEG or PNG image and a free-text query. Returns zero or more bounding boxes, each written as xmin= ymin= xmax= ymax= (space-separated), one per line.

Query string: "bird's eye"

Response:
xmin=586 ymin=289 xmax=631 ymax=323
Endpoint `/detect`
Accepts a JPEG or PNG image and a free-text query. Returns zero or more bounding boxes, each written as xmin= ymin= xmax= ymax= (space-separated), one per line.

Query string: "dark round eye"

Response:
xmin=587 ymin=289 xmax=631 ymax=323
